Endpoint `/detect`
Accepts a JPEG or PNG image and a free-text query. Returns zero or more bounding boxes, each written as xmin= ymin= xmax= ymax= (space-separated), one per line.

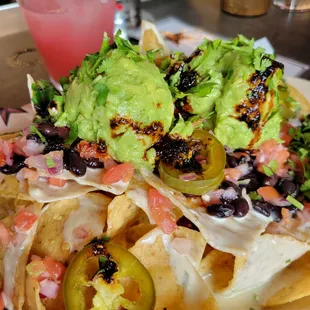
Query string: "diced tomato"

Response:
xmin=280 ymin=123 xmax=295 ymax=146
xmin=304 ymin=203 xmax=310 ymax=210
xmin=0 ymin=293 xmax=4 ymax=310
xmin=257 ymin=186 xmax=281 ymax=202
xmin=255 ymin=139 xmax=290 ymax=177
xmin=0 ymin=153 xmax=6 ymax=167
xmin=13 ymin=209 xmax=38 ymax=232
xmin=0 ymin=222 xmax=12 ymax=247
xmin=101 ymin=163 xmax=135 ymax=185
xmin=48 ymin=177 xmax=67 ymax=188
xmin=224 ymin=168 xmax=242 ymax=182
xmin=23 ymin=168 xmax=38 ymax=181
xmin=26 ymin=259 xmax=46 ymax=280
xmin=43 ymin=257 xmax=66 ymax=281
xmin=27 ymin=256 xmax=65 ymax=282
xmin=148 ymin=188 xmax=177 ymax=234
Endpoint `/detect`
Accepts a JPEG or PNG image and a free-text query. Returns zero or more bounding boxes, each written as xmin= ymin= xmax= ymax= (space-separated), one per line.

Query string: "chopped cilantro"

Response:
xmin=301 ymin=180 xmax=310 ymax=192
xmin=262 ymin=160 xmax=278 ymax=177
xmin=286 ymin=195 xmax=304 ymax=210
xmin=45 ymin=157 xmax=55 ymax=168
xmin=94 ymin=83 xmax=109 ymax=106
xmin=253 ymin=294 xmax=259 ymax=301
xmin=269 ymin=160 xmax=279 ymax=171
xmin=226 ymin=68 xmax=234 ymax=80
xmin=99 ymin=32 xmax=111 ymax=56
xmin=288 ymin=170 xmax=295 ymax=177
xmin=287 ymin=159 xmax=296 ymax=169
xmin=65 ymin=122 xmax=78 ymax=145
xmin=29 ymin=125 xmax=47 ymax=143
xmin=249 ymin=191 xmax=262 ymax=201
xmin=98 ymin=256 xmax=108 ymax=269
xmin=286 ymin=259 xmax=291 ymax=264
xmin=262 ymin=165 xmax=274 ymax=177
xmin=86 ymin=235 xmax=110 ymax=246
xmin=288 ymin=127 xmax=296 ymax=136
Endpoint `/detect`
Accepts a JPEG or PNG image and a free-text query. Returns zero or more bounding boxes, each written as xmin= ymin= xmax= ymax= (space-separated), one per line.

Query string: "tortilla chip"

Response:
xmin=263 ymin=251 xmax=310 ymax=307
xmin=126 ymin=174 xmax=155 ymax=223
xmin=140 ymin=168 xmax=271 ymax=256
xmin=0 ymin=175 xmax=20 ymax=199
xmin=264 ymin=295 xmax=310 ymax=310
xmin=1 ymin=208 xmax=40 ymax=310
xmin=31 ymin=199 xmax=79 ymax=263
xmin=288 ymin=84 xmax=310 ymax=115
xmin=130 ymin=227 xmax=217 ymax=310
xmin=199 ymin=249 xmax=235 ymax=292
xmin=140 ymin=20 xmax=169 ymax=55
xmin=24 ymin=276 xmax=45 ymax=310
xmin=110 ymin=223 xmax=155 ymax=249
xmin=32 ymin=193 xmax=111 ymax=262
xmin=223 ymin=234 xmax=310 ymax=295
xmin=28 ymin=177 xmax=96 ymax=203
xmin=106 ymin=195 xmax=142 ymax=238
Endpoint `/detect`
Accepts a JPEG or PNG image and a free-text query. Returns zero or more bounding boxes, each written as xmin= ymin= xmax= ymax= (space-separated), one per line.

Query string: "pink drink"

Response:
xmin=19 ymin=0 xmax=116 ymax=82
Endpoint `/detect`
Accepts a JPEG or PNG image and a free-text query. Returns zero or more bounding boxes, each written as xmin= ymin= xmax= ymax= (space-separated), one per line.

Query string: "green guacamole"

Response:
xmin=56 ymin=33 xmax=174 ymax=168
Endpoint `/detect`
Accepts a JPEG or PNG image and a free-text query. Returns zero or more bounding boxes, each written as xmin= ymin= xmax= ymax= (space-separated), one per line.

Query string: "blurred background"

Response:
xmin=0 ymin=0 xmax=309 ymax=109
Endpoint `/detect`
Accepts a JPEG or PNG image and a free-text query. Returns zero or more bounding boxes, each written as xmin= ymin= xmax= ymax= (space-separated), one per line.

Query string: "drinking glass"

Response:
xmin=273 ymin=0 xmax=310 ymax=11
xmin=18 ymin=0 xmax=116 ymax=84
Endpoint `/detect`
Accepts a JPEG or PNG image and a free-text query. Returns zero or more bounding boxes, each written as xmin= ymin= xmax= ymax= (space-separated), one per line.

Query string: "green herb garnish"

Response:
xmin=249 ymin=191 xmax=262 ymax=201
xmin=285 ymin=259 xmax=291 ymax=264
xmin=45 ymin=157 xmax=55 ymax=168
xmin=286 ymin=195 xmax=304 ymax=210
xmin=29 ymin=125 xmax=47 ymax=143
xmin=262 ymin=159 xmax=279 ymax=177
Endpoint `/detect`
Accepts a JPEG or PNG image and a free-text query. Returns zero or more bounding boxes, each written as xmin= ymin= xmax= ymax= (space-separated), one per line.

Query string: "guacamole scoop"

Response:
xmin=56 ymin=33 xmax=174 ymax=168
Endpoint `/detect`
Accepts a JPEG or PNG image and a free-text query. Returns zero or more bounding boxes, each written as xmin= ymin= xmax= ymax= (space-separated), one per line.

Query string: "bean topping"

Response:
xmin=232 ymin=198 xmax=249 ymax=218
xmin=207 ymin=204 xmax=235 ymax=218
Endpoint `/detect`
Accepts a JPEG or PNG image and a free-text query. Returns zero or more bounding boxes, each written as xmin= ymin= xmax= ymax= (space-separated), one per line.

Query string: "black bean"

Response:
xmin=278 ymin=179 xmax=299 ymax=198
xmin=176 ymin=216 xmax=199 ymax=231
xmin=0 ymin=154 xmax=26 ymax=175
xmin=207 ymin=204 xmax=235 ymax=218
xmin=38 ymin=122 xmax=59 ymax=137
xmin=57 ymin=126 xmax=70 ymax=140
xmin=232 ymin=198 xmax=249 ymax=218
xmin=26 ymin=134 xmax=42 ymax=144
xmin=84 ymin=157 xmax=104 ymax=169
xmin=227 ymin=155 xmax=239 ymax=168
xmin=252 ymin=201 xmax=271 ymax=217
xmin=68 ymin=150 xmax=87 ymax=176
xmin=43 ymin=137 xmax=65 ymax=154
xmin=220 ymin=181 xmax=242 ymax=194
xmin=269 ymin=205 xmax=282 ymax=222
xmin=242 ymin=172 xmax=264 ymax=191
xmin=263 ymin=174 xmax=279 ymax=187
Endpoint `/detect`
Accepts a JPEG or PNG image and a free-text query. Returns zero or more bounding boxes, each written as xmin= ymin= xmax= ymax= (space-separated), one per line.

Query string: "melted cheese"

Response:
xmin=28 ymin=177 xmax=96 ymax=202
xmin=2 ymin=222 xmax=38 ymax=310
xmin=140 ymin=168 xmax=271 ymax=256
xmin=63 ymin=194 xmax=111 ymax=252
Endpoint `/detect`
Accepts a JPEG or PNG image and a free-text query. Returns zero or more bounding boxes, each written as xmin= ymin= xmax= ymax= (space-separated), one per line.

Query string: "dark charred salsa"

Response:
xmin=110 ymin=117 xmax=164 ymax=140
xmin=154 ymin=135 xmax=203 ymax=173
xmin=234 ymin=59 xmax=284 ymax=147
